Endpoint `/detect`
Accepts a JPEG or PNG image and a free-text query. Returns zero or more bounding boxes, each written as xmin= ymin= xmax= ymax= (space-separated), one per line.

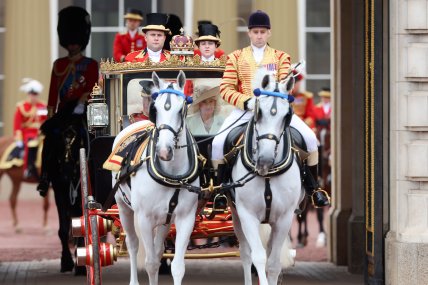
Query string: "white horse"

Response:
xmin=113 ymin=70 xmax=199 ymax=285
xmin=231 ymin=72 xmax=304 ymax=285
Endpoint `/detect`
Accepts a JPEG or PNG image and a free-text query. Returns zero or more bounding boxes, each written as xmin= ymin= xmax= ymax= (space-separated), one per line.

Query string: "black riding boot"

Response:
xmin=304 ymin=165 xmax=330 ymax=207
xmin=24 ymin=146 xmax=39 ymax=180
xmin=37 ymin=139 xmax=50 ymax=197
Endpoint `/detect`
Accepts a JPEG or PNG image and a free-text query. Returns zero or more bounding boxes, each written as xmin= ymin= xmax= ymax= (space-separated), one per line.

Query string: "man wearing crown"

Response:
xmin=194 ymin=23 xmax=224 ymax=61
xmin=125 ymin=13 xmax=171 ymax=63
xmin=212 ymin=10 xmax=330 ymax=207
xmin=113 ymin=8 xmax=147 ymax=62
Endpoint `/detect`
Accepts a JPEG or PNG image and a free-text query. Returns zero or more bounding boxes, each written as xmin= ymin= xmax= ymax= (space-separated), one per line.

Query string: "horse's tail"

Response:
xmin=259 ymin=224 xmax=295 ymax=268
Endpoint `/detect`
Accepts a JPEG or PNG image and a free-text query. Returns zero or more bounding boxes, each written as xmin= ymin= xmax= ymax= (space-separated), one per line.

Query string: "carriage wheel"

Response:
xmin=79 ymin=148 xmax=102 ymax=285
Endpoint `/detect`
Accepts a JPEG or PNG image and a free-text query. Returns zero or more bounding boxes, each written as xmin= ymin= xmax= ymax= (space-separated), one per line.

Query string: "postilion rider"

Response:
xmin=212 ymin=10 xmax=330 ymax=207
xmin=1 ymin=79 xmax=47 ymax=179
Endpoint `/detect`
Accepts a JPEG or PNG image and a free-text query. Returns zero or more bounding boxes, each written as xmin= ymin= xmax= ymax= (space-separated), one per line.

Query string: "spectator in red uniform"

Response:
xmin=312 ymin=87 xmax=331 ymax=136
xmin=290 ymin=63 xmax=316 ymax=130
xmin=113 ymin=8 xmax=146 ymax=62
xmin=125 ymin=13 xmax=171 ymax=62
xmin=13 ymin=79 xmax=47 ymax=179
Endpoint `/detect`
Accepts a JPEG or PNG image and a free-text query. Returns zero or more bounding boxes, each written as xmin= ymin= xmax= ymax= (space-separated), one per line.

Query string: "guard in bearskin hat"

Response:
xmin=113 ymin=8 xmax=146 ymax=62
xmin=212 ymin=10 xmax=330 ymax=207
xmin=125 ymin=13 xmax=171 ymax=62
xmin=37 ymin=6 xmax=99 ymax=276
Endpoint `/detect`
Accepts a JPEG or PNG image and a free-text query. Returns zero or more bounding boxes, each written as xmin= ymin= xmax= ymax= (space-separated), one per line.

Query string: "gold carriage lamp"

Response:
xmin=87 ymin=83 xmax=109 ymax=131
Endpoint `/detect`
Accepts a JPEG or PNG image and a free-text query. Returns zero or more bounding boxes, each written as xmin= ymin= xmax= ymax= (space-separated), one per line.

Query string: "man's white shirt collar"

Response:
xmin=128 ymin=29 xmax=137 ymax=39
xmin=202 ymin=55 xmax=215 ymax=62
xmin=251 ymin=44 xmax=266 ymax=64
xmin=147 ymin=48 xmax=162 ymax=62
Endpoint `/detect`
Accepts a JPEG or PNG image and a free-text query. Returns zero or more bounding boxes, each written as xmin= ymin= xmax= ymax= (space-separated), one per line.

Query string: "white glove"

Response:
xmin=15 ymin=140 xmax=24 ymax=148
xmin=73 ymin=103 xmax=85 ymax=115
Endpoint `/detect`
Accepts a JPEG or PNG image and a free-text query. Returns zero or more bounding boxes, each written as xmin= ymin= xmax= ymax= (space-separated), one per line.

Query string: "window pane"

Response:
xmin=158 ymin=0 xmax=185 ymax=24
xmin=125 ymin=0 xmax=151 ymax=25
xmin=306 ymin=0 xmax=330 ymax=27
xmin=306 ymin=79 xmax=330 ymax=104
xmin=92 ymin=0 xmax=118 ymax=26
xmin=0 ymin=33 xmax=3 ymax=74
xmin=238 ymin=31 xmax=249 ymax=49
xmin=91 ymin=32 xmax=116 ymax=62
xmin=59 ymin=0 xmax=85 ymax=11
xmin=0 ymin=0 xmax=5 ymax=27
xmin=306 ymin=32 xmax=330 ymax=74
xmin=237 ymin=0 xmax=252 ymax=26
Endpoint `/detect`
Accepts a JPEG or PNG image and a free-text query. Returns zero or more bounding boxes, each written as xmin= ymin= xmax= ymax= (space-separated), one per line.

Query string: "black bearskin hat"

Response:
xmin=57 ymin=6 xmax=91 ymax=51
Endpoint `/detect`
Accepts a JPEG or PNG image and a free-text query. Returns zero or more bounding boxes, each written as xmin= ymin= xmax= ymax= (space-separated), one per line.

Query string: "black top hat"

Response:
xmin=248 ymin=10 xmax=271 ymax=29
xmin=57 ymin=6 xmax=91 ymax=51
xmin=124 ymin=8 xmax=143 ymax=21
xmin=139 ymin=80 xmax=154 ymax=97
xmin=142 ymin=13 xmax=171 ymax=34
xmin=194 ymin=24 xmax=221 ymax=46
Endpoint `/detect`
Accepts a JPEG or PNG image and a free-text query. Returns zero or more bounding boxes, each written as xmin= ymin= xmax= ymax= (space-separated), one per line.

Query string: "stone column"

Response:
xmin=387 ymin=0 xmax=428 ymax=284
xmin=3 ymin=0 xmax=51 ymax=136
xmin=331 ymin=0 xmax=365 ymax=269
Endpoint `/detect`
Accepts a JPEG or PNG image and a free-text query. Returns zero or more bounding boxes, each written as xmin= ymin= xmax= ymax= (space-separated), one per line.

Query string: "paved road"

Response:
xmin=0 ymin=179 xmax=363 ymax=284
xmin=1 ymin=259 xmax=363 ymax=285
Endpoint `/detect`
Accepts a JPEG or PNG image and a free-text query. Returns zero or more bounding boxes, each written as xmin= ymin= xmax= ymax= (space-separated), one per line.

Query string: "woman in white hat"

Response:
xmin=186 ymin=85 xmax=225 ymax=135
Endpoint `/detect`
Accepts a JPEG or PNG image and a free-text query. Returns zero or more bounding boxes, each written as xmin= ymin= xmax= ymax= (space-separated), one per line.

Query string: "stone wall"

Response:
xmin=387 ymin=0 xmax=428 ymax=284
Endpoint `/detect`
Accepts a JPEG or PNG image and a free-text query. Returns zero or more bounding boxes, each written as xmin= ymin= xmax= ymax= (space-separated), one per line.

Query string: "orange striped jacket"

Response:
xmin=220 ymin=46 xmax=291 ymax=110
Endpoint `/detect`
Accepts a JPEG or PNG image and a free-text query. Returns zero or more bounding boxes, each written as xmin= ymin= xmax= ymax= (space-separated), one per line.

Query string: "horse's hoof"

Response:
xmin=60 ymin=255 xmax=74 ymax=273
xmin=14 ymin=226 xmax=22 ymax=234
xmin=74 ymin=265 xmax=87 ymax=276
xmin=316 ymin=232 xmax=327 ymax=248
xmin=159 ymin=259 xmax=171 ymax=275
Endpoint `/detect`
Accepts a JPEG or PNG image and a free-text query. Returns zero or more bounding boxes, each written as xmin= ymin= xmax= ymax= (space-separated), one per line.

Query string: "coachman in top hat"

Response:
xmin=125 ymin=13 xmax=171 ymax=62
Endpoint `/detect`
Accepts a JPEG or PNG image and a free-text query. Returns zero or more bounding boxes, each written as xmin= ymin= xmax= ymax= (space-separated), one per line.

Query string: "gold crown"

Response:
xmin=170 ymin=28 xmax=194 ymax=55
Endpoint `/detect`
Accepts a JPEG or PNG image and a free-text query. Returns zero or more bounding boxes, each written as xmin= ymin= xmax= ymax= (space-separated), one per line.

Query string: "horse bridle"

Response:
xmin=252 ymin=85 xmax=295 ymax=155
xmin=151 ymin=85 xmax=192 ymax=148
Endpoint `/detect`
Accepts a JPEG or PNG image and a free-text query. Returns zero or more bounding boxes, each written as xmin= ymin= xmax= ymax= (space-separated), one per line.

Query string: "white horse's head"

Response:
xmin=249 ymin=71 xmax=295 ymax=175
xmin=151 ymin=70 xmax=190 ymax=161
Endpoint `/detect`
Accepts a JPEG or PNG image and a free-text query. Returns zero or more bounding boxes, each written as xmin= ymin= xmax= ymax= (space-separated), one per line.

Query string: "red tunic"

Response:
xmin=13 ymin=100 xmax=47 ymax=169
xmin=311 ymin=103 xmax=331 ymax=136
xmin=194 ymin=48 xmax=225 ymax=59
xmin=125 ymin=49 xmax=170 ymax=62
xmin=48 ymin=55 xmax=99 ymax=114
xmin=113 ymin=31 xmax=147 ymax=62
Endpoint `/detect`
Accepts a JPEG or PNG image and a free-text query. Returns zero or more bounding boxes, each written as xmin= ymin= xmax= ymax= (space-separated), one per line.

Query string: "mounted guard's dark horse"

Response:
xmin=38 ymin=101 xmax=89 ymax=274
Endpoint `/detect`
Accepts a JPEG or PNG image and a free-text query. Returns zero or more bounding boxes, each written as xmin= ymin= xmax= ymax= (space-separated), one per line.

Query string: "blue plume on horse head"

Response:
xmin=151 ymin=70 xmax=192 ymax=104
